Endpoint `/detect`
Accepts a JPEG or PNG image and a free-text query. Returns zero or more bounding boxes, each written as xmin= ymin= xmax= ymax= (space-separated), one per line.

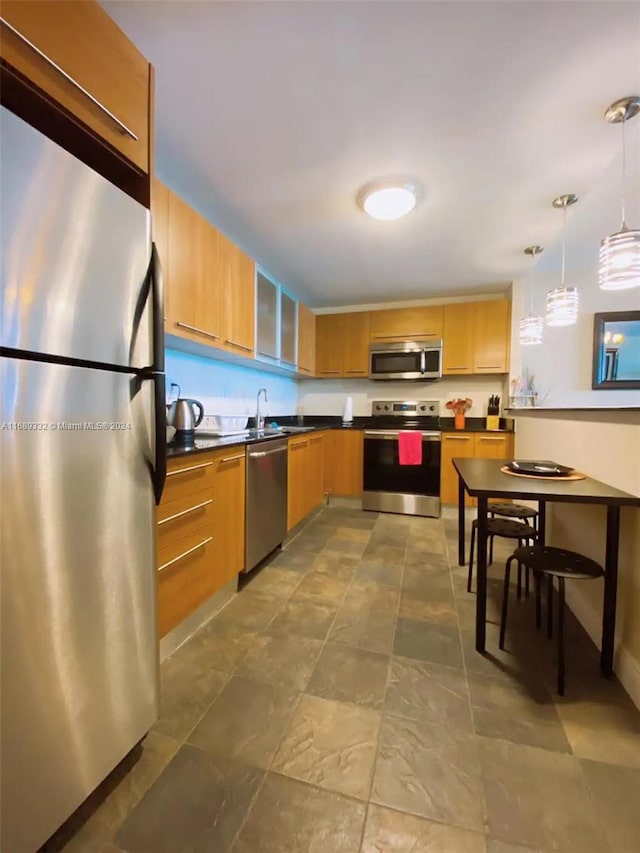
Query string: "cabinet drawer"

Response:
xmin=163 ymin=456 xmax=215 ymax=503
xmin=157 ymin=490 xmax=214 ymax=551
xmin=0 ymin=1 xmax=151 ymax=173
xmin=157 ymin=535 xmax=215 ymax=638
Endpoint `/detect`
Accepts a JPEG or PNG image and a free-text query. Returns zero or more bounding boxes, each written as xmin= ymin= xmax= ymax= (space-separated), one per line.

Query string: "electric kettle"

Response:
xmin=166 ymin=397 xmax=204 ymax=438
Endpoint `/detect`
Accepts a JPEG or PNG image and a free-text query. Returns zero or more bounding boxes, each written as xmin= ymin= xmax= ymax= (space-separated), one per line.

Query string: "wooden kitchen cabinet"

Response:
xmin=297 ymin=302 xmax=316 ymax=376
xmin=440 ymin=431 xmax=514 ymax=505
xmin=166 ymin=189 xmax=221 ymax=343
xmin=210 ymin=447 xmax=246 ymax=585
xmin=316 ymin=314 xmax=344 ymax=377
xmin=315 ymin=313 xmax=369 ymax=378
xmin=324 ymin=430 xmax=364 ymax=496
xmin=308 ymin=432 xmax=326 ymax=513
xmin=342 ymin=312 xmax=370 ymax=377
xmin=0 ymin=1 xmax=151 ymax=173
xmin=220 ymin=233 xmax=255 ymax=358
xmin=156 ymin=447 xmax=246 ymax=638
xmin=287 ymin=435 xmax=311 ymax=530
xmin=473 ymin=299 xmax=511 ymax=373
xmin=443 ymin=303 xmax=475 ymax=375
xmin=369 ymin=306 xmax=443 ymax=342
xmin=441 ymin=433 xmax=476 ymax=506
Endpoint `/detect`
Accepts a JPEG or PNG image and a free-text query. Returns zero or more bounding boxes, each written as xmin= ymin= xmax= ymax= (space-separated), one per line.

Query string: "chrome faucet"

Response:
xmin=256 ymin=388 xmax=268 ymax=430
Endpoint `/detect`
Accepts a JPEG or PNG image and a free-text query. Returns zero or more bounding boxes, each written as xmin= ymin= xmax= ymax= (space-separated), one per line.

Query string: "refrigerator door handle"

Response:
xmin=151 ymin=372 xmax=167 ymax=505
xmin=129 ymin=242 xmax=165 ymax=373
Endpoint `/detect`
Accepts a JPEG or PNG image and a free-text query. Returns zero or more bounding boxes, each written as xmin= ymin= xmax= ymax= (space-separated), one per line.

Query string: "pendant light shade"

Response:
xmin=519 ymin=245 xmax=544 ymax=345
xmin=546 ymin=195 xmax=579 ymax=327
xmin=598 ymin=96 xmax=640 ymax=290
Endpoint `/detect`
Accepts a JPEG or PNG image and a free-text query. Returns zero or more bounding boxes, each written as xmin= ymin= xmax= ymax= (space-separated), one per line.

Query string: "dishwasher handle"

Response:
xmin=248 ymin=444 xmax=288 ymax=459
xmin=364 ymin=430 xmax=441 ymax=441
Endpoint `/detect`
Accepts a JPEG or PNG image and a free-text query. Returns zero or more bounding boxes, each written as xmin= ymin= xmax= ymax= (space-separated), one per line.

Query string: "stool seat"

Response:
xmin=511 ymin=546 xmax=604 ymax=580
xmin=490 ymin=502 xmax=538 ymax=521
xmin=472 ymin=517 xmax=538 ymax=540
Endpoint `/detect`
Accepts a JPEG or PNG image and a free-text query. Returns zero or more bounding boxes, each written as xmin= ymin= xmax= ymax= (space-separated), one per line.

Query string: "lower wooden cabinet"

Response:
xmin=287 ymin=432 xmax=326 ymax=531
xmin=440 ymin=432 xmax=514 ymax=506
xmin=324 ymin=429 xmax=363 ymax=497
xmin=156 ymin=448 xmax=245 ymax=638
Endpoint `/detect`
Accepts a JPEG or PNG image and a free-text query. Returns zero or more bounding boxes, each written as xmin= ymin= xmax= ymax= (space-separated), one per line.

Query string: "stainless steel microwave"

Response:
xmin=369 ymin=340 xmax=443 ymax=380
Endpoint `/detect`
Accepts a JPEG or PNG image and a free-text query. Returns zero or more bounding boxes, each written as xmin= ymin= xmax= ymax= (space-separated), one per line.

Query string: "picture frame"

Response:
xmin=592 ymin=310 xmax=640 ymax=390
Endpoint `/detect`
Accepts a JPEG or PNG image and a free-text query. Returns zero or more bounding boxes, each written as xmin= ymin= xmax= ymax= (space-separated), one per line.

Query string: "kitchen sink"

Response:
xmin=248 ymin=426 xmax=316 ymax=437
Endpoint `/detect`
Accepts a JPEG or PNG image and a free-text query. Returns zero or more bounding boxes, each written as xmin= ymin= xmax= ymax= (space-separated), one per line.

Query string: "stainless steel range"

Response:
xmin=362 ymin=400 xmax=441 ymax=517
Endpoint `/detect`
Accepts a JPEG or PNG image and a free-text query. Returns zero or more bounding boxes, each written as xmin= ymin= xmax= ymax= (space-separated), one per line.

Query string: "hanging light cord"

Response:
xmin=620 ymin=116 xmax=627 ymax=227
xmin=561 ymin=203 xmax=567 ymax=287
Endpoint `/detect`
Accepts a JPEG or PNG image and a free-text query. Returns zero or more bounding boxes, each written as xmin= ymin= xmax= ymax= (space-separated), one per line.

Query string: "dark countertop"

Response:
xmin=453 ymin=458 xmax=640 ymax=506
xmin=167 ymin=416 xmax=514 ymax=459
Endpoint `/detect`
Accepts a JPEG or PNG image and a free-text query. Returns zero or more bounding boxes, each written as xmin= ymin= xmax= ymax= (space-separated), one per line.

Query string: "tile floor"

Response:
xmin=44 ymin=506 xmax=640 ymax=853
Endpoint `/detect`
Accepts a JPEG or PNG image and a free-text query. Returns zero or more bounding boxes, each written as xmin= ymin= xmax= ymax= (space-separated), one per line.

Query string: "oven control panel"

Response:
xmin=372 ymin=400 xmax=440 ymax=417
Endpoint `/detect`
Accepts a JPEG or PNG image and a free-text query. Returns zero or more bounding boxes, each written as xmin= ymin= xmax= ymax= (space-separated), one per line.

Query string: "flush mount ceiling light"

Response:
xmin=519 ymin=245 xmax=544 ymax=346
xmin=599 ymin=96 xmax=640 ymax=291
xmin=546 ymin=194 xmax=579 ymax=327
xmin=358 ymin=180 xmax=419 ymax=221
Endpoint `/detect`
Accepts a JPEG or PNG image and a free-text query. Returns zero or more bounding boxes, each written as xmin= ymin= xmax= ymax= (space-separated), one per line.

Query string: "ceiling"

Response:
xmin=103 ymin=1 xmax=640 ymax=308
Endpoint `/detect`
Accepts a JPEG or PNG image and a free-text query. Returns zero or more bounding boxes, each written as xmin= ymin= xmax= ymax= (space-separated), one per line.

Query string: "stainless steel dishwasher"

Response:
xmin=245 ymin=438 xmax=288 ymax=572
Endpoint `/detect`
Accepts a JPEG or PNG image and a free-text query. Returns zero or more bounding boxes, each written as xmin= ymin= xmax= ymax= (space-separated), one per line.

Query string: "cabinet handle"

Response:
xmin=167 ymin=461 xmax=212 ymax=477
xmin=345 ymin=370 xmax=366 ymax=374
xmin=158 ymin=536 xmax=213 ymax=572
xmin=0 ymin=17 xmax=139 ymax=141
xmin=444 ymin=435 xmax=471 ymax=441
xmin=478 ymin=437 xmax=506 ymax=441
xmin=298 ymin=366 xmax=312 ymax=373
xmin=310 ymin=436 xmax=323 ymax=443
xmin=290 ymin=440 xmax=309 ymax=449
xmin=475 ymin=365 xmax=502 ymax=370
xmin=320 ymin=371 xmax=340 ymax=375
xmin=445 ymin=366 xmax=469 ymax=371
xmin=220 ymin=454 xmax=245 ymax=463
xmin=371 ymin=332 xmax=437 ymax=339
xmin=225 ymin=339 xmax=253 ymax=352
xmin=256 ymin=350 xmax=277 ymax=358
xmin=177 ymin=321 xmax=220 ymax=339
xmin=158 ymin=499 xmax=213 ymax=526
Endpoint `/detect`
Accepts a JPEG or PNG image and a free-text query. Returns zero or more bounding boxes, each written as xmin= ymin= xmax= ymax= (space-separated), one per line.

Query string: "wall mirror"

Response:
xmin=592 ymin=310 xmax=640 ymax=389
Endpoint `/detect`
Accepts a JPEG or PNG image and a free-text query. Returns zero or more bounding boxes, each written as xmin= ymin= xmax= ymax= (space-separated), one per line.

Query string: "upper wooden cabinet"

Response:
xmin=342 ymin=312 xmax=370 ymax=376
xmin=297 ymin=303 xmax=316 ymax=376
xmin=316 ymin=314 xmax=344 ymax=377
xmin=473 ymin=299 xmax=511 ymax=373
xmin=369 ymin=306 xmax=443 ymax=342
xmin=0 ymin=1 xmax=151 ymax=173
xmin=316 ymin=313 xmax=369 ymax=378
xmin=220 ymin=234 xmax=255 ymax=358
xmin=443 ymin=302 xmax=475 ymax=374
xmin=166 ymin=188 xmax=221 ymax=343
xmin=443 ymin=299 xmax=510 ymax=375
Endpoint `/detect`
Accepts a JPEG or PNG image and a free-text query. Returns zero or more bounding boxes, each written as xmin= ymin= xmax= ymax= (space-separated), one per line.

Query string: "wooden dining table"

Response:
xmin=453 ymin=457 xmax=640 ymax=676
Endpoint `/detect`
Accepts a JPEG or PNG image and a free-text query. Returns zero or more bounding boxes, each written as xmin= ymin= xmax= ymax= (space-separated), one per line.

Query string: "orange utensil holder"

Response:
xmin=454 ymin=413 xmax=466 ymax=430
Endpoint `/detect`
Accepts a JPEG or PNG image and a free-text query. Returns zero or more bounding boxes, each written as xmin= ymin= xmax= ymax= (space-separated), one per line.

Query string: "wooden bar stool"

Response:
xmin=489 ymin=502 xmax=539 ymax=564
xmin=467 ymin=517 xmax=538 ymax=594
xmin=499 ymin=545 xmax=604 ymax=695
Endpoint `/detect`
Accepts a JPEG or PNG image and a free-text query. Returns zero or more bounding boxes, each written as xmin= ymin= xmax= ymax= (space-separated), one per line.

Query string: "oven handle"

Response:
xmin=364 ymin=430 xmax=441 ymax=441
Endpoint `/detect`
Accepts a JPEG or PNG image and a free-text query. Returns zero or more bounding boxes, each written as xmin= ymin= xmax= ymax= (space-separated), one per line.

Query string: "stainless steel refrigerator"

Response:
xmin=0 ymin=106 xmax=166 ymax=853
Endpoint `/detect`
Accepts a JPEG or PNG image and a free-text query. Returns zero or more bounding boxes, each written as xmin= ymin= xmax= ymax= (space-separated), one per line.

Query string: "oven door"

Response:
xmin=369 ymin=346 xmax=424 ymax=380
xmin=362 ymin=430 xmax=441 ymax=517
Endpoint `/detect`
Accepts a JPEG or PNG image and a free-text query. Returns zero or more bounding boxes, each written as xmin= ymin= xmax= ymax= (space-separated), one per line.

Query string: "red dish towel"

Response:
xmin=398 ymin=431 xmax=422 ymax=466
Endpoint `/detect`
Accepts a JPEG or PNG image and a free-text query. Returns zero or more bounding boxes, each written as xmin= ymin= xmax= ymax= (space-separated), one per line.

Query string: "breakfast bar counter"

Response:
xmin=453 ymin=457 xmax=640 ymax=676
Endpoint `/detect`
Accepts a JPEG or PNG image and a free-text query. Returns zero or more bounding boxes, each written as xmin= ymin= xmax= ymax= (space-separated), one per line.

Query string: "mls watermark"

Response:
xmin=2 ymin=422 xmax=132 ymax=431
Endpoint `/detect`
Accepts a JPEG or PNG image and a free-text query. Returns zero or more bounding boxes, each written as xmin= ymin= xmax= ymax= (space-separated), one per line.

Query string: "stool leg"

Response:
xmin=516 ymin=540 xmax=522 ymax=600
xmin=525 ymin=564 xmax=530 ymax=599
xmin=547 ymin=575 xmax=553 ymax=639
xmin=558 ymin=577 xmax=566 ymax=696
xmin=489 ymin=534 xmax=494 ymax=566
xmin=499 ymin=556 xmax=514 ymax=650
xmin=467 ymin=524 xmax=476 ymax=593
xmin=535 ymin=571 xmax=542 ymax=629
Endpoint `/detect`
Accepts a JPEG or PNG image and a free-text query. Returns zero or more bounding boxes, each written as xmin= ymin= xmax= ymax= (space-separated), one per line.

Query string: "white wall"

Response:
xmin=165 ymin=349 xmax=298 ymax=419
xmin=513 ymin=411 xmax=640 ymax=706
xmin=298 ymin=375 xmax=507 ymax=418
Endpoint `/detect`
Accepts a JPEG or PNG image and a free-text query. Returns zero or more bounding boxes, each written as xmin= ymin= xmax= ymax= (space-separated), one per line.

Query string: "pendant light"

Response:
xmin=546 ymin=194 xmax=579 ymax=327
xmin=599 ymin=96 xmax=640 ymax=290
xmin=519 ymin=245 xmax=544 ymax=345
